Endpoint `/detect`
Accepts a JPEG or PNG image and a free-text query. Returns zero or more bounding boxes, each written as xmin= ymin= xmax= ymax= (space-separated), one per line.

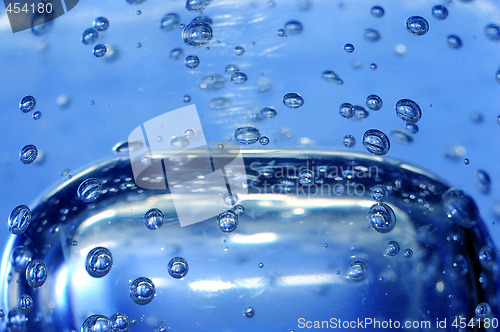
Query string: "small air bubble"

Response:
xmin=344 ymin=43 xmax=354 ymax=53
xmin=234 ymin=46 xmax=245 ymax=56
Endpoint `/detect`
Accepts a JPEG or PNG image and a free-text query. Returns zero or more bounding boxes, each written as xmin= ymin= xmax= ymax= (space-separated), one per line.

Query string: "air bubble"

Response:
xmin=32 ymin=111 xmax=42 ymax=120
xmin=93 ymin=44 xmax=107 ymax=57
xmin=82 ymin=315 xmax=110 ymax=332
xmin=183 ymin=95 xmax=191 ymax=103
xmin=160 ymin=13 xmax=180 ymax=31
xmin=366 ymin=95 xmax=382 ymax=110
xmin=447 ymin=35 xmax=462 ymax=49
xmin=343 ymin=135 xmax=356 ymax=148
xmin=235 ymin=126 xmax=261 ymax=144
xmin=368 ymin=203 xmax=396 ymax=233
xmin=19 ymin=145 xmax=38 ymax=164
xmin=371 ymin=6 xmax=384 ymax=18
xmin=404 ymin=249 xmax=413 ymax=258
xmin=478 ymin=246 xmax=496 ymax=270
xmin=11 ymin=246 xmax=33 ymax=272
xmin=186 ymin=0 xmax=212 ymax=12
xmin=432 ymin=5 xmax=448 ymax=20
xmin=386 ymin=241 xmax=400 ymax=256
xmin=8 ymin=205 xmax=31 ymax=235
xmin=217 ymin=211 xmax=238 ymax=233
xmin=347 ymin=260 xmax=367 ymax=281
xmin=283 ymin=93 xmax=304 ymax=109
xmin=364 ymin=29 xmax=380 ymax=42
xmin=223 ymin=192 xmax=239 ymax=206
xmin=362 ymin=129 xmax=390 ymax=155
xmin=442 ymin=188 xmax=479 ymax=228
xmin=485 ymin=23 xmax=500 ymax=41
xmin=260 ymin=107 xmax=277 ymax=119
xmin=82 ymin=28 xmax=99 ymax=45
xmin=93 ymin=17 xmax=109 ymax=31
xmin=130 ymin=277 xmax=156 ymax=305
xmin=277 ymin=29 xmax=286 ymax=37
xmin=299 ymin=169 xmax=314 ymax=186
xmin=476 ymin=169 xmax=491 ymax=194
xmin=406 ymin=16 xmax=429 ymax=36
xmin=395 ymin=99 xmax=422 ymax=124
xmin=234 ymin=204 xmax=245 ymax=215
xmin=234 ymin=46 xmax=245 ymax=56
xmin=475 ymin=302 xmax=491 ymax=318
xmin=144 ymin=208 xmax=164 ymax=230
xmin=168 ymin=257 xmax=189 ymax=279
xmin=231 ymin=71 xmax=248 ymax=84
xmin=371 ymin=185 xmax=388 ymax=202
xmin=183 ymin=21 xmax=213 ymax=47
xmin=19 ymin=96 xmax=36 ymax=113
xmin=192 ymin=16 xmax=213 ymax=25
xmin=225 ymin=64 xmax=239 ymax=74
xmin=18 ymin=295 xmax=33 ymax=314
xmin=343 ymin=43 xmax=354 ymax=53
xmin=390 ymin=129 xmax=413 ymax=144
xmin=406 ymin=124 xmax=419 ymax=134
xmin=170 ymin=48 xmax=184 ymax=60
xmin=85 ymin=247 xmax=113 ymax=278
xmin=244 ymin=307 xmax=255 ymax=318
xmin=339 ymin=103 xmax=354 ymax=118
xmin=321 ymin=70 xmax=343 ymax=85
xmin=284 ymin=20 xmax=303 ymax=34
xmin=25 ymin=259 xmax=47 ymax=288
xmin=259 ymin=136 xmax=270 ymax=145
xmin=185 ymin=55 xmax=200 ymax=69
xmin=110 ymin=313 xmax=130 ymax=332
xmin=77 ymin=178 xmax=102 ymax=202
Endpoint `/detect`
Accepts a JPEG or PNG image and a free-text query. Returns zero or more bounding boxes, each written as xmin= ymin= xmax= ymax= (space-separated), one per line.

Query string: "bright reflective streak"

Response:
xmin=190 ymin=273 xmax=340 ymax=292
xmin=281 ymin=273 xmax=340 ymax=286
xmin=79 ymin=210 xmax=116 ymax=230
xmin=230 ymin=232 xmax=277 ymax=244
xmin=189 ymin=280 xmax=234 ymax=291
xmin=234 ymin=277 xmax=266 ymax=289
xmin=55 ymin=266 xmax=69 ymax=308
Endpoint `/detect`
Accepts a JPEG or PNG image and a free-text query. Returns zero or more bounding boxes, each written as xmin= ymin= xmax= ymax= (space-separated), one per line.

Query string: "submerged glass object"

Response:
xmin=0 ymin=150 xmax=497 ymax=331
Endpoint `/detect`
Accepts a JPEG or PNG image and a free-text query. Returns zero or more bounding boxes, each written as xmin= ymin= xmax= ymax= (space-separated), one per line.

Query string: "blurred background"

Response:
xmin=0 ymin=0 xmax=499 ymax=266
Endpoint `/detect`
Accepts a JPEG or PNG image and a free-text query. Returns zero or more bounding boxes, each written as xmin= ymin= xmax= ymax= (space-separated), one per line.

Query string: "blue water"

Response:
xmin=0 ymin=0 xmax=499 ymax=331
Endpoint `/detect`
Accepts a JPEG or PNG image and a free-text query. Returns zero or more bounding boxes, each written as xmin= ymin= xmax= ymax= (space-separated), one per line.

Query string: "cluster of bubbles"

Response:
xmin=19 ymin=95 xmax=41 ymax=120
xmin=81 ymin=16 xmax=110 ymax=57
